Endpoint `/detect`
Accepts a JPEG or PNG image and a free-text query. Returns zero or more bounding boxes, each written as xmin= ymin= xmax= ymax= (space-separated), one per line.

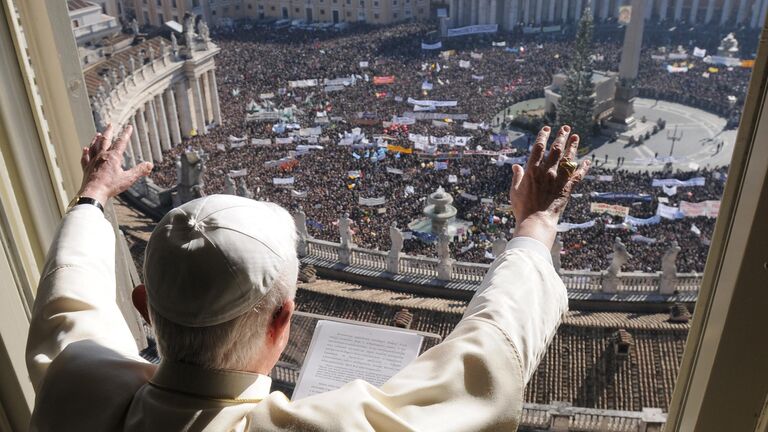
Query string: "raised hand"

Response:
xmin=78 ymin=124 xmax=153 ymax=207
xmin=509 ymin=125 xmax=591 ymax=247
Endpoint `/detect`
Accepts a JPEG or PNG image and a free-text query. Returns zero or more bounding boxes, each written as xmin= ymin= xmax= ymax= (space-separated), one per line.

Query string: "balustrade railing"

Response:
xmin=303 ymin=239 xmax=701 ymax=296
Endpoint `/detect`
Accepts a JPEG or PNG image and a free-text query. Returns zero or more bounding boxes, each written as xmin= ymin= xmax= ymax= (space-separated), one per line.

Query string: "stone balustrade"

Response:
xmin=520 ymin=403 xmax=666 ymax=432
xmin=303 ymin=238 xmax=702 ymax=298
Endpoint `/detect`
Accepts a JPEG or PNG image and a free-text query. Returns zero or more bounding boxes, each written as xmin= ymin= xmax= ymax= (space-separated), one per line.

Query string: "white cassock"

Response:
xmin=27 ymin=205 xmax=567 ymax=431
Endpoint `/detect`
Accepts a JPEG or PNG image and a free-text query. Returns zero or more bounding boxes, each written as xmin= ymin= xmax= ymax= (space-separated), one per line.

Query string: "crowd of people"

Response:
xmin=150 ymin=21 xmax=742 ymax=273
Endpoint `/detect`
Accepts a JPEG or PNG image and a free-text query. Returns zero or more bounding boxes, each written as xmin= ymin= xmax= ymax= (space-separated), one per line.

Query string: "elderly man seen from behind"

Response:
xmin=26 ymin=124 xmax=589 ymax=431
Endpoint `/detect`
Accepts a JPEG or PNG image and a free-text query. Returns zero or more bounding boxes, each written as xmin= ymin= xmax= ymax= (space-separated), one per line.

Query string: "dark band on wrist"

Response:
xmin=74 ymin=197 xmax=105 ymax=213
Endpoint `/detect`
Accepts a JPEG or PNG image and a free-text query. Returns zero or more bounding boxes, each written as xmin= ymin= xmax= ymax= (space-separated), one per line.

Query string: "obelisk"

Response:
xmin=610 ymin=0 xmax=646 ymax=129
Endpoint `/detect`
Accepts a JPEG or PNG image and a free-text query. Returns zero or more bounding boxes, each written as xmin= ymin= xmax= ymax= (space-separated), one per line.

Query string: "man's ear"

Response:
xmin=132 ymin=284 xmax=151 ymax=325
xmin=269 ymin=299 xmax=294 ymax=343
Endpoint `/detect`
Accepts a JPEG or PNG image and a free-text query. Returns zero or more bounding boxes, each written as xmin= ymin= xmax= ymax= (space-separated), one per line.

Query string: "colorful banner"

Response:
xmin=680 ymin=200 xmax=720 ymax=218
xmin=590 ymin=202 xmax=630 ymax=217
xmin=373 ymin=76 xmax=396 ymax=85
xmin=387 ymin=145 xmax=413 ymax=154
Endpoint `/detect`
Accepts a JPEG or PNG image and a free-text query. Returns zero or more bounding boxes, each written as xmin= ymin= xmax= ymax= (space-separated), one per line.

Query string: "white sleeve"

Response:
xmin=26 ymin=205 xmax=140 ymax=391
xmin=462 ymin=236 xmax=567 ymax=383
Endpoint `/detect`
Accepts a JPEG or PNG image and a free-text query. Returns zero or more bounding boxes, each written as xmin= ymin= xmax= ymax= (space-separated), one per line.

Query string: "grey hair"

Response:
xmin=150 ymin=265 xmax=298 ymax=371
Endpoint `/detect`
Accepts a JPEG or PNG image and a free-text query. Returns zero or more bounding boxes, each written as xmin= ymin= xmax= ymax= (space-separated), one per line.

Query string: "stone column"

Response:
xmin=165 ymin=87 xmax=182 ymax=146
xmin=208 ymin=70 xmax=223 ymax=126
xmin=575 ymin=0 xmax=583 ymax=20
xmin=646 ymin=0 xmax=654 ymax=19
xmin=478 ymin=0 xmax=488 ymax=25
xmin=736 ymin=0 xmax=748 ymax=23
xmin=705 ymin=0 xmax=716 ymax=22
xmin=600 ymin=0 xmax=610 ymax=19
xmin=456 ymin=0 xmax=467 ymax=27
xmin=673 ymin=0 xmax=683 ymax=20
xmin=720 ymin=0 xmax=733 ymax=24
xmin=659 ymin=0 xmax=669 ymax=19
xmin=451 ymin=0 xmax=460 ymax=26
xmin=489 ymin=0 xmax=498 ymax=24
xmin=122 ymin=131 xmax=136 ymax=167
xmin=525 ymin=0 xmax=533 ymax=23
xmin=751 ymin=0 xmax=765 ymax=27
xmin=510 ymin=0 xmax=520 ymax=27
xmin=135 ymin=108 xmax=152 ymax=164
xmin=129 ymin=116 xmax=143 ymax=162
xmin=535 ymin=0 xmax=543 ymax=23
xmin=146 ymin=100 xmax=163 ymax=163
xmin=548 ymin=0 xmax=556 ymax=22
xmin=760 ymin=0 xmax=768 ymax=28
xmin=175 ymin=80 xmax=195 ymax=137
xmin=689 ymin=0 xmax=700 ymax=22
xmin=471 ymin=0 xmax=479 ymax=24
xmin=154 ymin=94 xmax=172 ymax=151
xmin=191 ymin=75 xmax=207 ymax=135
xmin=562 ymin=0 xmax=570 ymax=21
xmin=201 ymin=71 xmax=214 ymax=124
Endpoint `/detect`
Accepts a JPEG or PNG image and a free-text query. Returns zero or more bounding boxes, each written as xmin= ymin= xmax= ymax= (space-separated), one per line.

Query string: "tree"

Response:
xmin=557 ymin=8 xmax=596 ymax=137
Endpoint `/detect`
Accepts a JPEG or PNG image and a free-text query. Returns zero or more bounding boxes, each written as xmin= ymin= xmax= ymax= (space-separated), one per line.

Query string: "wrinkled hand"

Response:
xmin=509 ymin=125 xmax=590 ymax=247
xmin=78 ymin=124 xmax=153 ymax=206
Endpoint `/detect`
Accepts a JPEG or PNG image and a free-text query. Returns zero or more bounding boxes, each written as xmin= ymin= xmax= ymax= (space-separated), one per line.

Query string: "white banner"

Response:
xmin=631 ymin=234 xmax=657 ymax=244
xmin=656 ymin=203 xmax=683 ymax=219
xmin=228 ymin=135 xmax=248 ymax=143
xmin=408 ymin=133 xmax=430 ymax=146
xmin=460 ymin=192 xmax=478 ymax=201
xmin=275 ymin=137 xmax=294 ymax=145
xmin=492 ymin=41 xmax=507 ymax=47
xmin=359 ymin=61 xmax=369 ymax=68
xmin=421 ymin=81 xmax=434 ymax=91
xmin=273 ymin=177 xmax=295 ymax=185
xmin=693 ymin=47 xmax=707 ymax=58
xmin=459 ymin=60 xmax=472 ymax=69
xmin=680 ymin=200 xmax=720 ymax=218
xmin=407 ymin=98 xmax=458 ymax=108
xmin=663 ymin=184 xmax=678 ymax=196
xmin=668 ymin=52 xmax=688 ymax=60
xmin=386 ymin=167 xmax=404 ymax=175
xmin=251 ymin=138 xmax=272 ymax=146
xmin=391 ymin=116 xmax=416 ymax=125
xmin=421 ymin=41 xmax=443 ymax=50
xmin=652 ymin=177 xmax=706 ymax=187
xmin=289 ymin=79 xmax=319 ymax=88
xmin=447 ymin=24 xmax=498 ymax=37
xmin=471 ymin=74 xmax=485 ymax=81
xmin=704 ymin=55 xmax=741 ymax=66
xmin=470 ymin=52 xmax=483 ymax=60
xmin=556 ymin=220 xmax=596 ymax=232
xmin=229 ymin=169 xmax=248 ymax=178
xmin=359 ymin=197 xmax=387 ymax=206
xmin=259 ymin=93 xmax=275 ymax=99
xmin=448 ymin=174 xmax=458 ymax=183
xmin=666 ymin=65 xmax=689 ymax=73
xmin=291 ymin=190 xmax=307 ymax=198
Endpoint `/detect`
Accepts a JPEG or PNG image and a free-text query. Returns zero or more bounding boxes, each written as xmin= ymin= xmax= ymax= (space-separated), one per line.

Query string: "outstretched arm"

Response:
xmin=256 ymin=126 xmax=591 ymax=431
xmin=26 ymin=125 xmax=153 ymax=390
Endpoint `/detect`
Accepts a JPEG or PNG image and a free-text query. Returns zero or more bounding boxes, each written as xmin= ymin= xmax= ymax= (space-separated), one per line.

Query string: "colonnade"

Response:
xmin=449 ymin=0 xmax=768 ymax=30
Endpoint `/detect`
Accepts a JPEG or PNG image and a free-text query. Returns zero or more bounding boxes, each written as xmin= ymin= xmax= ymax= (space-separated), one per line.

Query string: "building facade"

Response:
xmin=126 ymin=0 xmax=431 ymax=27
xmin=85 ymin=31 xmax=222 ymax=168
xmin=448 ymin=0 xmax=768 ymax=30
